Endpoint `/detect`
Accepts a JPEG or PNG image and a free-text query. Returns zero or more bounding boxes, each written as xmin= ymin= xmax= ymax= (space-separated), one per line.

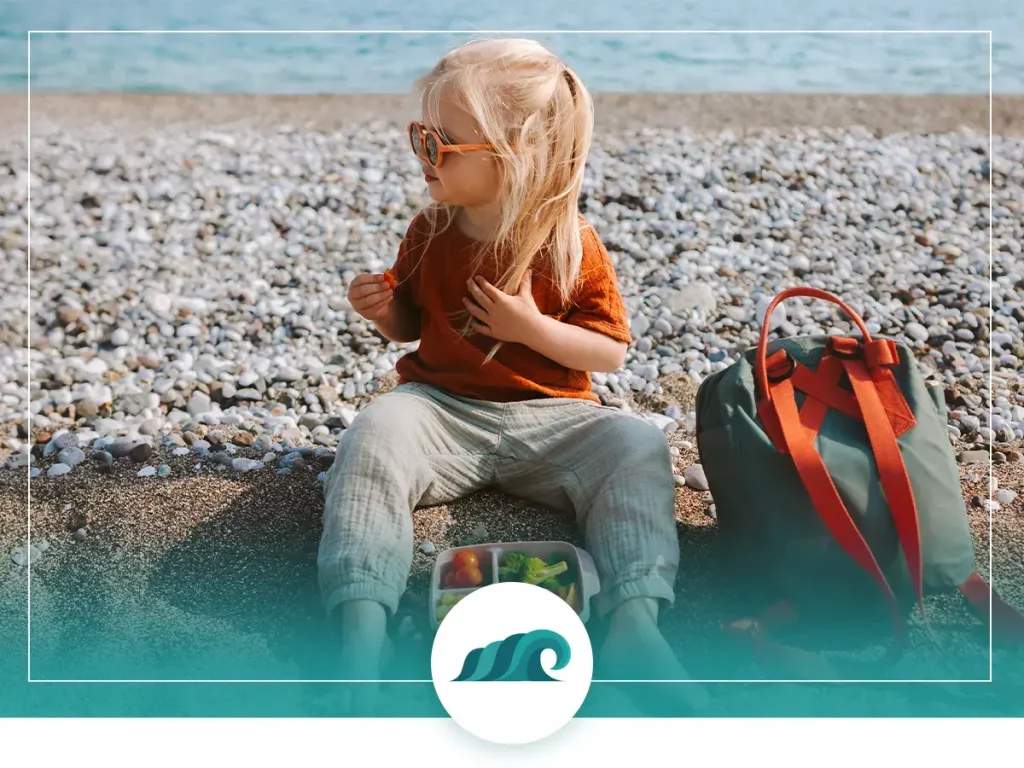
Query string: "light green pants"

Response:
xmin=318 ymin=382 xmax=679 ymax=619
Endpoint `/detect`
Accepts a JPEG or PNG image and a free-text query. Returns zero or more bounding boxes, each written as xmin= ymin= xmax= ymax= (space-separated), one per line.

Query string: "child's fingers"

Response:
xmin=466 ymin=279 xmax=494 ymax=308
xmin=351 ymin=274 xmax=389 ymax=292
xmin=358 ymin=292 xmax=393 ymax=312
xmin=462 ymin=297 xmax=489 ymax=321
xmin=350 ymin=273 xmax=379 ymax=287
xmin=474 ymin=276 xmax=503 ymax=302
xmin=350 ymin=281 xmax=392 ymax=301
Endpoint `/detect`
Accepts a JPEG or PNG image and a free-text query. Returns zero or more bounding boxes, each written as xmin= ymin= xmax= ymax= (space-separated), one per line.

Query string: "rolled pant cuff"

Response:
xmin=592 ymin=574 xmax=676 ymax=619
xmin=323 ymin=579 xmax=403 ymax=618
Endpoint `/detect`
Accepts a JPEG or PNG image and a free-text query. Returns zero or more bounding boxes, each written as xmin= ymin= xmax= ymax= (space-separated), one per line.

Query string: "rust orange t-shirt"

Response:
xmin=387 ymin=212 xmax=633 ymax=403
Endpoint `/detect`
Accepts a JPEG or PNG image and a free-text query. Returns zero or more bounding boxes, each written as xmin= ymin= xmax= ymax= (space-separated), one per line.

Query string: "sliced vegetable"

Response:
xmin=520 ymin=557 xmax=568 ymax=586
xmin=435 ymin=591 xmax=474 ymax=623
xmin=499 ymin=552 xmax=573 ymax=592
xmin=382 ymin=271 xmax=397 ymax=289
xmin=565 ymin=583 xmax=580 ymax=612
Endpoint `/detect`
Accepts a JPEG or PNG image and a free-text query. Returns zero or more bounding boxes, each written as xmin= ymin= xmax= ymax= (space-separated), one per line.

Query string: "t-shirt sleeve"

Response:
xmin=387 ymin=215 xmax=427 ymax=308
xmin=564 ymin=225 xmax=633 ymax=345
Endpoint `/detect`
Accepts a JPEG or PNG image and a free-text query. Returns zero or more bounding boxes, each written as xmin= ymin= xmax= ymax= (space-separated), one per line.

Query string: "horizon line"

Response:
xmin=24 ymin=29 xmax=995 ymax=35
xmin=2 ymin=90 xmax=1014 ymax=97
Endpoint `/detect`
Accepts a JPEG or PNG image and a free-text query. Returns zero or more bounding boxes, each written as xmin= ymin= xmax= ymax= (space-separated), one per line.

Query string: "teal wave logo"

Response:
xmin=451 ymin=629 xmax=572 ymax=682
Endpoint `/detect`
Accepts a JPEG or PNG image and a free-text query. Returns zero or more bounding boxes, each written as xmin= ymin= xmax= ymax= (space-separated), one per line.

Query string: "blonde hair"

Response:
xmin=413 ymin=37 xmax=594 ymax=360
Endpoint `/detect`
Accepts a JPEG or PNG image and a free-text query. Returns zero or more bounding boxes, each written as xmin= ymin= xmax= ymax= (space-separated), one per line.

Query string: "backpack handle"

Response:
xmin=755 ymin=286 xmax=873 ymax=402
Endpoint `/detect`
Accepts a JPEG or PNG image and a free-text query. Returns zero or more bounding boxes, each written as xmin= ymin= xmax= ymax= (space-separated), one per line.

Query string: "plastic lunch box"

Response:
xmin=429 ymin=540 xmax=601 ymax=630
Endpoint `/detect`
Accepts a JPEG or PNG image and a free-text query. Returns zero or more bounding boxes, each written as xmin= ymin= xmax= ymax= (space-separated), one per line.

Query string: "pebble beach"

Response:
xmin=1 ymin=92 xmax=1023 ymax=714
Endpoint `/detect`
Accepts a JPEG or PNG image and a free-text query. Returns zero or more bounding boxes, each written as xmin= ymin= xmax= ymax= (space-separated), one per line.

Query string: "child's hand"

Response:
xmin=348 ymin=273 xmax=394 ymax=321
xmin=464 ymin=271 xmax=541 ymax=344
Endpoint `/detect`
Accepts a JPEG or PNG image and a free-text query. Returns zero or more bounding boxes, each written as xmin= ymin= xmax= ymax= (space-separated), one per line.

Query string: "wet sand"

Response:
xmin=4 ymin=92 xmax=1024 ymax=142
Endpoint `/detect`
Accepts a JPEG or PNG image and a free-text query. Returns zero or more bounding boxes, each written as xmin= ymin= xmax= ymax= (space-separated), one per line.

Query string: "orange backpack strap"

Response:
xmin=841 ymin=357 xmax=924 ymax=615
xmin=753 ymin=289 xmax=918 ymax=656
xmin=770 ymin=375 xmax=909 ymax=656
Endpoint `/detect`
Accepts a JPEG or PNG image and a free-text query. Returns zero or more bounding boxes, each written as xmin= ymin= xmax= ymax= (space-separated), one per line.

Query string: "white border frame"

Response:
xmin=24 ymin=28 xmax=995 ymax=692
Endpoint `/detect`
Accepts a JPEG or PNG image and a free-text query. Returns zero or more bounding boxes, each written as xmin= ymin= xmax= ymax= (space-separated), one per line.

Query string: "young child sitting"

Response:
xmin=319 ymin=37 xmax=708 ymax=714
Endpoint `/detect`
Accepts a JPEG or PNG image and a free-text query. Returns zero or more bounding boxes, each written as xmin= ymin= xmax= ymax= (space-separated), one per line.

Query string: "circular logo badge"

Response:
xmin=430 ymin=581 xmax=594 ymax=745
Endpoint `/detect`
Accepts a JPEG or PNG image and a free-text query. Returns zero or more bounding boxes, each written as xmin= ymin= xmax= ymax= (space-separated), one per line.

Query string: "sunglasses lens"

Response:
xmin=409 ymin=125 xmax=422 ymax=156
xmin=424 ymin=132 xmax=440 ymax=166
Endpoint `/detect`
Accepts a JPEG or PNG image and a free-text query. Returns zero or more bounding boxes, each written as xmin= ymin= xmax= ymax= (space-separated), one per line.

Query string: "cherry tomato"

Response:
xmin=454 ymin=566 xmax=484 ymax=588
xmin=443 ymin=570 xmax=459 ymax=589
xmin=452 ymin=550 xmax=479 ymax=571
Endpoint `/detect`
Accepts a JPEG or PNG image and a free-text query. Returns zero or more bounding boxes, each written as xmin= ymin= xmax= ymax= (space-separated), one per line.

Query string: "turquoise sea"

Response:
xmin=0 ymin=0 xmax=1021 ymax=93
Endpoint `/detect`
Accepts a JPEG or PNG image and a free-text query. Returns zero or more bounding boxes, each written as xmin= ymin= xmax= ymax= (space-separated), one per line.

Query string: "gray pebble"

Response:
xmin=107 ymin=439 xmax=135 ymax=459
xmin=683 ymin=464 xmax=709 ymax=491
xmin=957 ymin=450 xmax=990 ymax=465
xmin=57 ymin=447 xmax=87 ymax=467
xmin=93 ymin=450 xmax=114 ymax=472
xmin=418 ymin=541 xmax=437 ymax=555
xmin=130 ymin=443 xmax=154 ymax=463
xmin=53 ymin=432 xmax=79 ymax=451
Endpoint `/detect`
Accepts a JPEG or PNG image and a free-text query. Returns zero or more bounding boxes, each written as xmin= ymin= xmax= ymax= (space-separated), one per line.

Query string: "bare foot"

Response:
xmin=335 ymin=600 xmax=392 ymax=716
xmin=596 ymin=598 xmax=711 ymax=715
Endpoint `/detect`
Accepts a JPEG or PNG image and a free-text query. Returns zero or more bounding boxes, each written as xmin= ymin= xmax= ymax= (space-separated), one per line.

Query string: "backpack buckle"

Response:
xmin=865 ymin=339 xmax=900 ymax=369
xmin=827 ymin=336 xmax=862 ymax=359
xmin=765 ymin=349 xmax=796 ymax=383
xmin=828 ymin=336 xmax=900 ymax=370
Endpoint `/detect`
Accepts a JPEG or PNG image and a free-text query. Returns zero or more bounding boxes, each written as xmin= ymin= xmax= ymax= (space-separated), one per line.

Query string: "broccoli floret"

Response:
xmin=498 ymin=552 xmax=531 ymax=582
xmin=499 ymin=553 xmax=570 ymax=587
xmin=521 ymin=557 xmax=568 ymax=586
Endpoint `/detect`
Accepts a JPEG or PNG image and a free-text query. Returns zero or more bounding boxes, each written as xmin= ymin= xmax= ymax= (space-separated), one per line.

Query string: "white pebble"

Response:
xmin=683 ymin=464 xmax=709 ymax=491
xmin=231 ymin=458 xmax=264 ymax=472
xmin=995 ymin=489 xmax=1017 ymax=505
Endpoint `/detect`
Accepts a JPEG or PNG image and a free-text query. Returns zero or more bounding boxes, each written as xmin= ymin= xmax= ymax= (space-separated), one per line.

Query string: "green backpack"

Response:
xmin=694 ymin=287 xmax=1024 ymax=664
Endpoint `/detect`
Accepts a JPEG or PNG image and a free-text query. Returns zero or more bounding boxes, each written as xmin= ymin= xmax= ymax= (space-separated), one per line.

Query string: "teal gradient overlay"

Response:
xmin=2 ymin=589 xmax=1022 ymax=717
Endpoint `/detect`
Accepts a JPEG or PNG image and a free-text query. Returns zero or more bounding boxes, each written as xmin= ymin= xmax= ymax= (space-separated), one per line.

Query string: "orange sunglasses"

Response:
xmin=408 ymin=121 xmax=494 ymax=169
